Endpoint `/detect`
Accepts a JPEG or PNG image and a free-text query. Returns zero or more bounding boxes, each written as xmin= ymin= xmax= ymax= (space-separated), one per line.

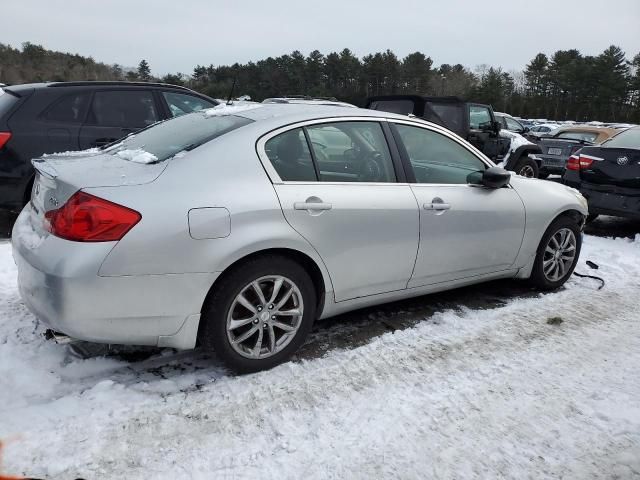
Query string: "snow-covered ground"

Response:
xmin=1 ymin=234 xmax=639 ymax=479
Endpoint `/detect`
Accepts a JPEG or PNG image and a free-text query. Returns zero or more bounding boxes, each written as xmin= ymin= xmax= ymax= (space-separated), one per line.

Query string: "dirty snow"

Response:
xmin=115 ymin=148 xmax=158 ymax=164
xmin=1 ymin=234 xmax=639 ymax=479
xmin=203 ymin=103 xmax=262 ymax=117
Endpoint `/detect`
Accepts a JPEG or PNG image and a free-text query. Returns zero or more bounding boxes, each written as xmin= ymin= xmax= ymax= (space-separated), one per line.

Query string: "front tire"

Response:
xmin=199 ymin=255 xmax=316 ymax=373
xmin=529 ymin=216 xmax=582 ymax=290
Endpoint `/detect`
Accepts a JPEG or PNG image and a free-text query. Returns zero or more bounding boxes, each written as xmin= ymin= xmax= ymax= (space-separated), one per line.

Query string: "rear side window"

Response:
xmin=163 ymin=92 xmax=216 ymax=117
xmin=0 ymin=89 xmax=19 ymax=118
xmin=88 ymin=90 xmax=159 ymax=128
xmin=602 ymin=127 xmax=640 ymax=149
xmin=368 ymin=99 xmax=415 ymax=115
xmin=103 ymin=111 xmax=252 ymax=163
xmin=41 ymin=92 xmax=90 ymax=123
xmin=265 ymin=128 xmax=317 ymax=181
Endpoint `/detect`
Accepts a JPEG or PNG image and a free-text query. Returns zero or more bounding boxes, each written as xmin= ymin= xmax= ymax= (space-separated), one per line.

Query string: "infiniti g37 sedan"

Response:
xmin=12 ymin=104 xmax=587 ymax=372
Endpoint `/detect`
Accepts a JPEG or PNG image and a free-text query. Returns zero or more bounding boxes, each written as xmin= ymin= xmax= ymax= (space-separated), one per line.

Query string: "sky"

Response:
xmin=4 ymin=0 xmax=639 ymax=75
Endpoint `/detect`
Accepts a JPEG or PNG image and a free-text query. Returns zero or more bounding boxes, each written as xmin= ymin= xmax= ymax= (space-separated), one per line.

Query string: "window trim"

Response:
xmin=388 ymin=119 xmax=501 ymax=187
xmin=256 ymin=117 xmax=407 ymax=185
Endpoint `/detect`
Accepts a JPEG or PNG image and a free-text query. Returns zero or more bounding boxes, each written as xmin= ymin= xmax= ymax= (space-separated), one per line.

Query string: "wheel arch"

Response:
xmin=199 ymin=247 xmax=328 ymax=325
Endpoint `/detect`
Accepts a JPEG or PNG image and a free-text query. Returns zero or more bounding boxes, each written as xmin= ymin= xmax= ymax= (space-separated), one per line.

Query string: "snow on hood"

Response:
xmin=203 ymin=103 xmax=262 ymax=118
xmin=115 ymin=149 xmax=158 ymax=164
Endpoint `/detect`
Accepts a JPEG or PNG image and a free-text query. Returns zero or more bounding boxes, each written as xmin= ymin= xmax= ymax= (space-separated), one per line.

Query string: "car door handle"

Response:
xmin=294 ymin=201 xmax=333 ymax=211
xmin=424 ymin=203 xmax=450 ymax=210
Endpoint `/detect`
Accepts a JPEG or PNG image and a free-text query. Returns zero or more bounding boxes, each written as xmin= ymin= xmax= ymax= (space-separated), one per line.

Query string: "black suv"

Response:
xmin=0 ymin=81 xmax=218 ymax=212
xmin=366 ymin=95 xmax=542 ymax=177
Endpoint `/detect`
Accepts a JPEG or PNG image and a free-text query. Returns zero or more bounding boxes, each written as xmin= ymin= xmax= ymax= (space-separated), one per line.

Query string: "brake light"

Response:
xmin=566 ymin=154 xmax=594 ymax=171
xmin=0 ymin=132 xmax=11 ymax=149
xmin=44 ymin=191 xmax=141 ymax=242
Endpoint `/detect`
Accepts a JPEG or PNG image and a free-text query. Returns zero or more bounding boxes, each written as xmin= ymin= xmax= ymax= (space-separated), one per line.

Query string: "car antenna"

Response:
xmin=226 ymin=75 xmax=237 ymax=105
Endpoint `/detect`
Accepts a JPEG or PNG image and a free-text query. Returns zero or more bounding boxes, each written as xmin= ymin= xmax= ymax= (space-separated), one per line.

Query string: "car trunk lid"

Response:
xmin=578 ymin=146 xmax=640 ymax=188
xmin=30 ymin=152 xmax=167 ymax=216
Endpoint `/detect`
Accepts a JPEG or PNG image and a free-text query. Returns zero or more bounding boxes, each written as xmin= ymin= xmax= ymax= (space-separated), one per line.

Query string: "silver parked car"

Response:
xmin=12 ymin=104 xmax=587 ymax=372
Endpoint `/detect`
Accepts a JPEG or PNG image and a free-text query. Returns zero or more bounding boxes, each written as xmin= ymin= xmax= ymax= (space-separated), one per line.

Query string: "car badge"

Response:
xmin=616 ymin=156 xmax=629 ymax=166
xmin=49 ymin=196 xmax=59 ymax=207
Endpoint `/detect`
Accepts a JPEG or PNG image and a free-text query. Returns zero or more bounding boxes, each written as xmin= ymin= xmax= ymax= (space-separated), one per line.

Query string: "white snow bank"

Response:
xmin=42 ymin=147 xmax=101 ymax=158
xmin=203 ymin=103 xmax=262 ymax=117
xmin=115 ymin=149 xmax=158 ymax=164
xmin=1 ymin=234 xmax=639 ymax=478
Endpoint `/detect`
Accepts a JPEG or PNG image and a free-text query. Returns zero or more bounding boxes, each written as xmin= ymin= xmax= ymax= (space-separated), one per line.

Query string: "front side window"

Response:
xmin=505 ymin=116 xmax=523 ymax=131
xmin=306 ymin=122 xmax=395 ymax=182
xmin=41 ymin=93 xmax=91 ymax=124
xmin=469 ymin=106 xmax=492 ymax=129
xmin=395 ymin=124 xmax=486 ymax=184
xmin=163 ymin=92 xmax=216 ymax=117
xmin=88 ymin=90 xmax=159 ymax=128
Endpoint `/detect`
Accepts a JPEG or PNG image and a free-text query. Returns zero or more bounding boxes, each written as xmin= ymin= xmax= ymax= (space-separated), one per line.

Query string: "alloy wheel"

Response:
xmin=542 ymin=228 xmax=577 ymax=282
xmin=226 ymin=275 xmax=304 ymax=359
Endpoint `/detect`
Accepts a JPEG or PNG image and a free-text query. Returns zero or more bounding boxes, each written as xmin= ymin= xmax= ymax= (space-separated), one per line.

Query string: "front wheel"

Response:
xmin=199 ymin=255 xmax=316 ymax=373
xmin=529 ymin=216 xmax=582 ymax=290
xmin=514 ymin=157 xmax=539 ymax=178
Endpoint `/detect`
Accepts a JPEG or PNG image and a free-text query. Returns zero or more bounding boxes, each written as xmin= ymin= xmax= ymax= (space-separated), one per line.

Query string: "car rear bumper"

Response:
xmin=579 ymin=185 xmax=640 ymax=219
xmin=538 ymin=155 xmax=567 ymax=173
xmin=12 ymin=207 xmax=218 ymax=349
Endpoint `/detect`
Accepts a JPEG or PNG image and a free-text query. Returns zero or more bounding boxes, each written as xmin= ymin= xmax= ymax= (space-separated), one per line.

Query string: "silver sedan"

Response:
xmin=12 ymin=104 xmax=588 ymax=372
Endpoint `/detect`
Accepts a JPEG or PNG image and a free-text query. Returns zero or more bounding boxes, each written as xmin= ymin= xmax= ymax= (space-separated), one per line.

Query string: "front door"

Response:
xmin=261 ymin=120 xmax=420 ymax=302
xmin=391 ymin=122 xmax=526 ymax=287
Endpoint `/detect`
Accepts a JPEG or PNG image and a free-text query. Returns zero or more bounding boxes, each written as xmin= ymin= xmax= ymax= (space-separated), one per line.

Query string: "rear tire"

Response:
xmin=199 ymin=255 xmax=316 ymax=373
xmin=514 ymin=156 xmax=539 ymax=178
xmin=529 ymin=216 xmax=582 ymax=290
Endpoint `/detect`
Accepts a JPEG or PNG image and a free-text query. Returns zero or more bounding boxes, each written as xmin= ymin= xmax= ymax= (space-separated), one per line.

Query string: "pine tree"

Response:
xmin=137 ymin=59 xmax=151 ymax=82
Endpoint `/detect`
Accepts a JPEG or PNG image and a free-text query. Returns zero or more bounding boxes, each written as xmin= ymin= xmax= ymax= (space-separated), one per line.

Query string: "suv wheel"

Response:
xmin=529 ymin=216 xmax=582 ymax=290
xmin=199 ymin=255 xmax=316 ymax=373
xmin=515 ymin=157 xmax=539 ymax=178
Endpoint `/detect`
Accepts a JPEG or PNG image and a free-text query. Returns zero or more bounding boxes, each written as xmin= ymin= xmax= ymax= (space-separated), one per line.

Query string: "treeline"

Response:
xmin=1 ymin=42 xmax=639 ymax=123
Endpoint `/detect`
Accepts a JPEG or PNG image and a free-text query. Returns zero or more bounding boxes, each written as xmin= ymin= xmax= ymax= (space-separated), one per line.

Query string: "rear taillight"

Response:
xmin=44 ymin=191 xmax=141 ymax=242
xmin=0 ymin=132 xmax=11 ymax=149
xmin=566 ymin=154 xmax=594 ymax=171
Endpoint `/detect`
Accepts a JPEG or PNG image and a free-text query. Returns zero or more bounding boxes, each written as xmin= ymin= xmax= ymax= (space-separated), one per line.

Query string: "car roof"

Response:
xmin=555 ymin=126 xmax=618 ymax=135
xmin=4 ymin=81 xmax=199 ymax=94
xmin=214 ymin=103 xmax=444 ymax=135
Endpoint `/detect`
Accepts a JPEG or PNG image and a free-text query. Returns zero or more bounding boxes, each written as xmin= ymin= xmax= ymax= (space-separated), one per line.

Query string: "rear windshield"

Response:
xmin=103 ymin=111 xmax=253 ymax=163
xmin=554 ymin=131 xmax=599 ymax=143
xmin=0 ymin=89 xmax=19 ymax=119
xmin=602 ymin=127 xmax=640 ymax=149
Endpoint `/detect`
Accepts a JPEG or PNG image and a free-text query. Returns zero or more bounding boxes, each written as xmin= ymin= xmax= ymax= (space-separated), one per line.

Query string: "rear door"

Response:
xmin=78 ymin=89 xmax=161 ymax=149
xmin=390 ymin=121 xmax=525 ymax=287
xmin=258 ymin=119 xmax=420 ymax=302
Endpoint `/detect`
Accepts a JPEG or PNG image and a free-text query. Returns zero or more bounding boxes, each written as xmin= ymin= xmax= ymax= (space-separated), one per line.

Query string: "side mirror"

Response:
xmin=482 ymin=166 xmax=511 ymax=188
xmin=523 ymin=126 xmax=530 ymax=133
xmin=492 ymin=120 xmax=502 ymax=133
